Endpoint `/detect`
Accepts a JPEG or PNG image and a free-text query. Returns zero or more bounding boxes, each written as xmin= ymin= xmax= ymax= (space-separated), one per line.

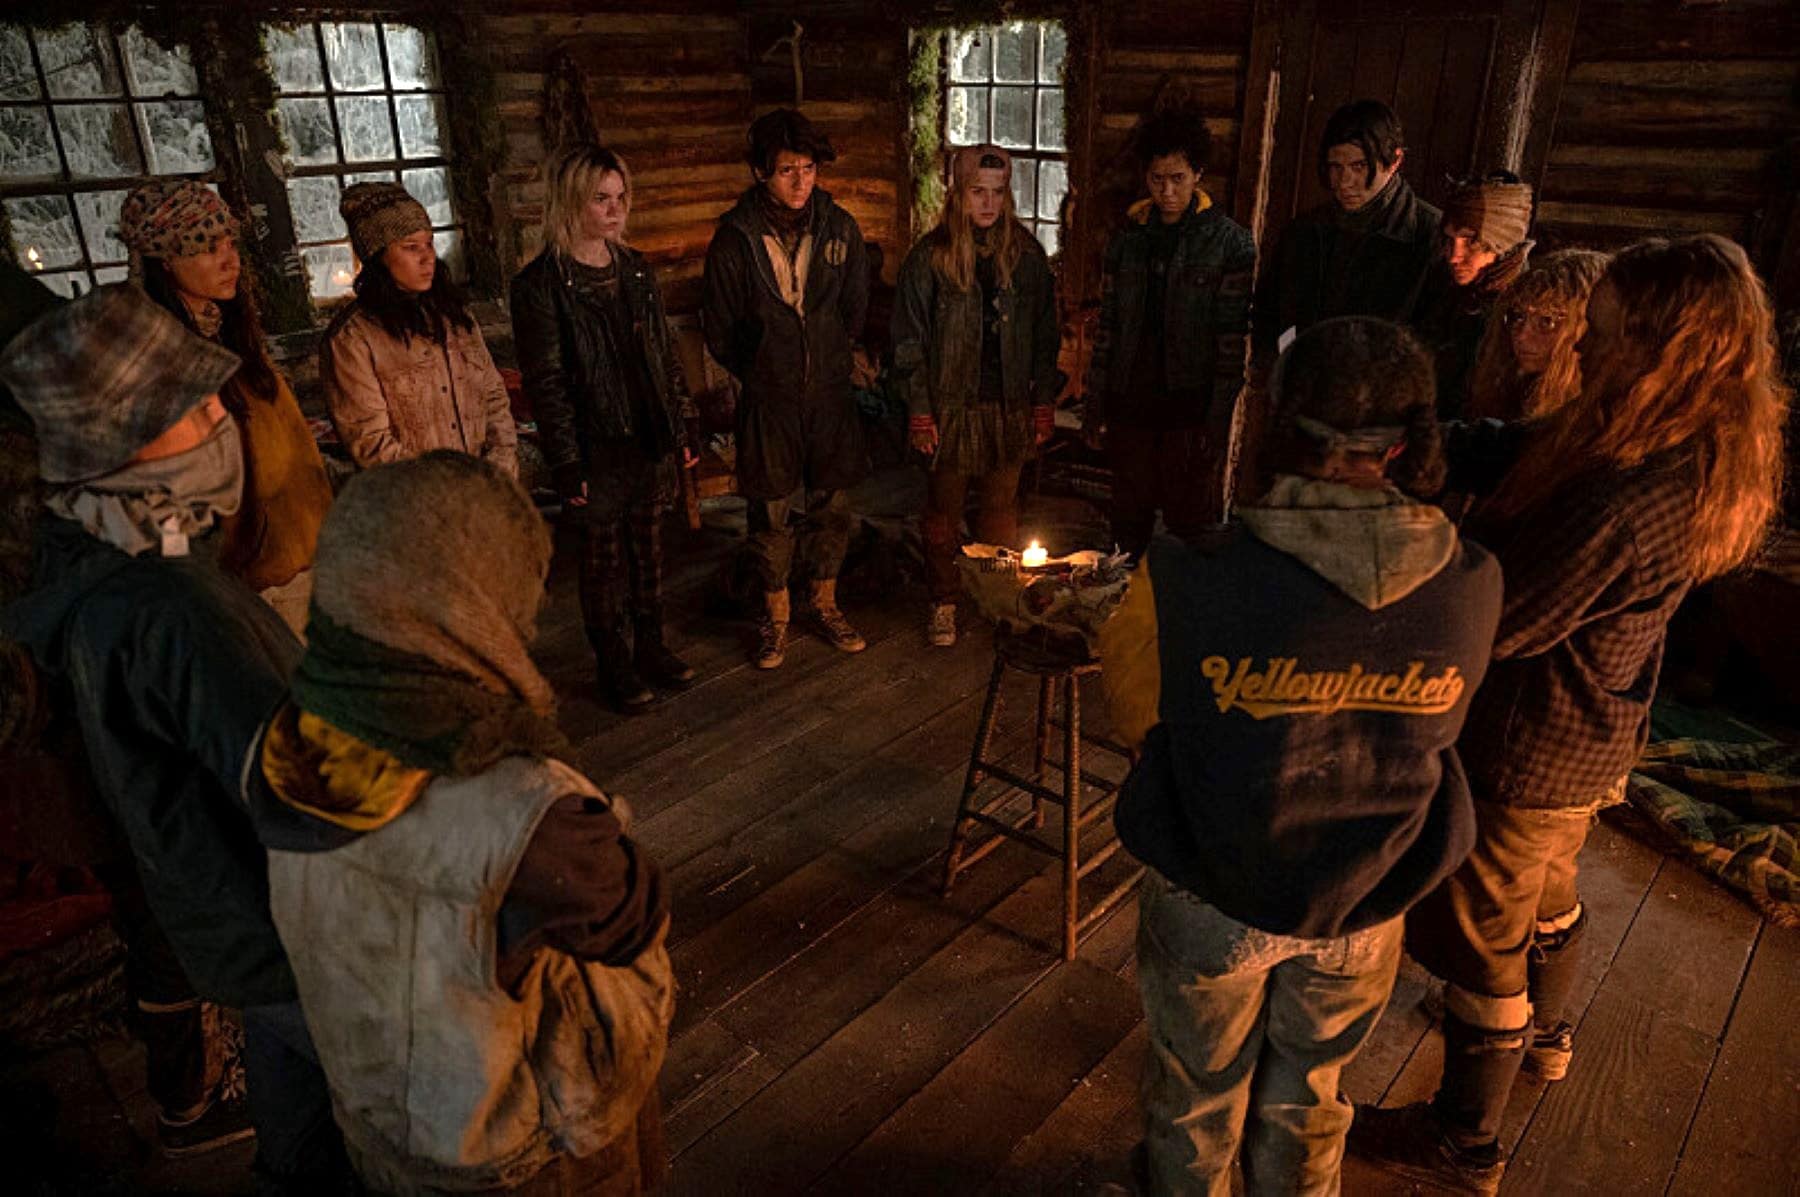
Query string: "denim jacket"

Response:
xmin=1086 ymin=195 xmax=1255 ymax=427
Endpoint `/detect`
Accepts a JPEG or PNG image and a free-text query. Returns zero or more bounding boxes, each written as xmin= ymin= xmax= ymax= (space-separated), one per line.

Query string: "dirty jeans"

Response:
xmin=1136 ymin=872 xmax=1404 ymax=1196
xmin=923 ymin=461 xmax=1024 ymax=603
xmin=745 ymin=487 xmax=854 ymax=592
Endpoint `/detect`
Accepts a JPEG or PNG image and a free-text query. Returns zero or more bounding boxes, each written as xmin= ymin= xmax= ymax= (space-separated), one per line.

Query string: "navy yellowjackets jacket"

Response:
xmin=1101 ymin=477 xmax=1502 ymax=938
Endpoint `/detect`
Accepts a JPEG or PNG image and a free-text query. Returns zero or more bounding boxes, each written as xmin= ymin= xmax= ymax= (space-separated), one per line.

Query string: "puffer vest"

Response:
xmin=267 ymin=756 xmax=673 ymax=1195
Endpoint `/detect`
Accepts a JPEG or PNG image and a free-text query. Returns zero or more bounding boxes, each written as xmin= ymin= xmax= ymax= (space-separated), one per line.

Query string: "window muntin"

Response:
xmin=0 ymin=23 xmax=216 ymax=298
xmin=945 ymin=21 xmax=1067 ymax=254
xmin=263 ymin=21 xmax=460 ymax=303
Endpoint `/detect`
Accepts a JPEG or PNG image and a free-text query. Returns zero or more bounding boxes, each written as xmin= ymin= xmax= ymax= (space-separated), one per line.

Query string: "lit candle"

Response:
xmin=1021 ymin=540 xmax=1048 ymax=569
xmin=25 ymin=246 xmax=42 ymax=270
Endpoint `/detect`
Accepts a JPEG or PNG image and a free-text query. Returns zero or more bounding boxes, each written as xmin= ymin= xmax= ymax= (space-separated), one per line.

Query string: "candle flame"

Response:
xmin=1021 ymin=540 xmax=1047 ymax=568
xmin=25 ymin=246 xmax=42 ymax=269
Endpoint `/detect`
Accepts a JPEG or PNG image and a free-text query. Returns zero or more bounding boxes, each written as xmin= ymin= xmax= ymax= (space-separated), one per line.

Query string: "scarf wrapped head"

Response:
xmin=118 ymin=180 xmax=239 ymax=284
xmin=294 ymin=451 xmax=565 ymax=775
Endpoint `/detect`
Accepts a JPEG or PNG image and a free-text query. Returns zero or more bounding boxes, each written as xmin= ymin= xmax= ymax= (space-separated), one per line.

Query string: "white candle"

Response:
xmin=1021 ymin=540 xmax=1048 ymax=569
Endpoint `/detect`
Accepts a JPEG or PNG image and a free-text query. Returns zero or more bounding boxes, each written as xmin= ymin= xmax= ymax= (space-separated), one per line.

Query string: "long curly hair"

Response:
xmin=1484 ymin=234 xmax=1789 ymax=581
xmin=929 ymin=159 xmax=1029 ymax=293
xmin=1466 ymin=249 xmax=1609 ymax=421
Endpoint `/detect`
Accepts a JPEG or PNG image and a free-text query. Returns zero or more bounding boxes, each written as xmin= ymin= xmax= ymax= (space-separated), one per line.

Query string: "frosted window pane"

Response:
xmin=384 ymin=25 xmax=437 ymax=90
xmin=38 ymin=25 xmax=123 ymax=99
xmin=286 ymin=175 xmax=345 ymax=243
xmin=434 ymin=228 xmax=463 ymax=282
xmin=37 ymin=270 xmax=88 ymax=299
xmin=337 ymin=96 xmax=395 ymax=162
xmin=278 ymin=98 xmax=337 ymax=166
xmin=264 ymin=25 xmax=323 ymax=93
xmin=55 ymin=104 xmax=141 ymax=178
xmin=1038 ymin=159 xmax=1069 ymax=223
xmin=74 ymin=189 xmax=129 ymax=262
xmin=1010 ymin=158 xmax=1036 ymax=219
xmin=1037 ymin=89 xmax=1065 ymax=151
xmin=402 ymin=165 xmax=453 ymax=225
xmin=992 ymin=87 xmax=1031 ymax=150
xmin=993 ymin=24 xmax=1034 ymax=83
xmin=1040 ymin=24 xmax=1067 ymax=83
xmin=302 ymin=242 xmax=355 ymax=300
xmin=0 ymin=106 xmax=59 ymax=180
xmin=1035 ymin=222 xmax=1060 ymax=256
xmin=394 ymin=94 xmax=443 ymax=159
xmin=949 ymin=30 xmax=988 ymax=83
xmin=1 ymin=26 xmax=41 ymax=100
xmin=322 ymin=23 xmax=384 ymax=93
xmin=946 ymin=86 xmax=986 ymax=147
xmin=138 ymin=101 xmax=215 ymax=173
xmin=95 ymin=264 xmax=127 ymax=284
xmin=120 ymin=27 xmax=198 ymax=96
xmin=344 ymin=170 xmax=396 ymax=186
xmin=7 ymin=194 xmax=81 ymax=270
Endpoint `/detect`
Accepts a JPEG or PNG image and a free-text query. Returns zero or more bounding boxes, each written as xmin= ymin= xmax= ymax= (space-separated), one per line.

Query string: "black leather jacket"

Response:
xmin=509 ymin=244 xmax=691 ymax=476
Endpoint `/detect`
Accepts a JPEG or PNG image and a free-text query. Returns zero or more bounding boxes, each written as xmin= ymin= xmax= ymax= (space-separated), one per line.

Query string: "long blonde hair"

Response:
xmin=1466 ymin=249 xmax=1610 ymax=421
xmin=929 ymin=165 xmax=1028 ymax=293
xmin=1485 ymin=234 xmax=1789 ymax=581
xmin=542 ymin=142 xmax=631 ymax=257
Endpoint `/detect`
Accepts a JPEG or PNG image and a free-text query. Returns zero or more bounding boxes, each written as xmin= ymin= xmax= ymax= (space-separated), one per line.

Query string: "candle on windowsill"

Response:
xmin=1021 ymin=540 xmax=1048 ymax=569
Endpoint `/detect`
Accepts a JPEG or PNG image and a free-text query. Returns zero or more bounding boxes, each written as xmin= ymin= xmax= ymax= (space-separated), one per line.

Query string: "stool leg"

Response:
xmin=1030 ymin=675 xmax=1052 ymax=829
xmin=943 ymin=653 xmax=1007 ymax=897
xmin=1062 ymin=673 xmax=1081 ymax=961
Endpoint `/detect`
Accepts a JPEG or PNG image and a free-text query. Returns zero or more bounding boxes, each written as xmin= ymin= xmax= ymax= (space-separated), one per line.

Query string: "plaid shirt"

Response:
xmin=1458 ymin=450 xmax=1701 ymax=807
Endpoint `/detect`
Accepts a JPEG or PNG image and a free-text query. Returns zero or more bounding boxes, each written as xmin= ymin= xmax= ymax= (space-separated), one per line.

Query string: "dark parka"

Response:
xmin=701 ymin=186 xmax=870 ymax=499
xmin=1252 ymin=176 xmax=1442 ymax=358
xmin=509 ymin=244 xmax=691 ymax=478
xmin=891 ymin=225 xmax=1060 ymax=472
xmin=3 ymin=516 xmax=301 ymax=1008
xmin=1087 ymin=197 xmax=1256 ymax=427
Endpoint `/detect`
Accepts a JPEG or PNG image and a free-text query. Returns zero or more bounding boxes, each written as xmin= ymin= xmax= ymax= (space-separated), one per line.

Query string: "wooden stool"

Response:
xmin=941 ymin=632 xmax=1145 ymax=960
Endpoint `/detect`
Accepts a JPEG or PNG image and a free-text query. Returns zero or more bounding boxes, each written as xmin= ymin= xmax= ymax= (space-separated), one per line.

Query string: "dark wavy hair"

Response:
xmin=746 ymin=107 xmax=837 ymax=178
xmin=350 ymin=253 xmax=475 ymax=346
xmin=1136 ymin=107 xmax=1213 ymax=174
xmin=1317 ymin=99 xmax=1406 ymax=189
xmin=1266 ymin=315 xmax=1446 ymax=497
xmin=140 ymin=257 xmax=278 ymax=416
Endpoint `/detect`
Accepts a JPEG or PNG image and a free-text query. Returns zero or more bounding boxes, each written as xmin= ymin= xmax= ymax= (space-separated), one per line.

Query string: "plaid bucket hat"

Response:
xmin=0 ymin=283 xmax=240 ymax=483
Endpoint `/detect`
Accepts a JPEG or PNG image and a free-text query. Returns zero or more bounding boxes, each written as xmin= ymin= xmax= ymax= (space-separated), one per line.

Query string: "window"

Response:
xmin=0 ymin=24 xmax=216 ymax=298
xmin=263 ymin=20 xmax=460 ymax=302
xmin=945 ymin=21 xmax=1067 ymax=254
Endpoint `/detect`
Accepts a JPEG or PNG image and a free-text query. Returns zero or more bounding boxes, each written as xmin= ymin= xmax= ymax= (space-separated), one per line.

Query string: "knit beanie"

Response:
xmin=118 ymin=180 xmax=239 ymax=282
xmin=339 ymin=181 xmax=431 ymax=263
xmin=1442 ymin=177 xmax=1534 ymax=255
xmin=952 ymin=144 xmax=1012 ymax=187
xmin=0 ymin=284 xmax=239 ymax=483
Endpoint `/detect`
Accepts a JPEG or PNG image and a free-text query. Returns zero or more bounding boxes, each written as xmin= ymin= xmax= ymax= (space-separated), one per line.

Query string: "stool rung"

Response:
xmin=1075 ymin=866 xmax=1147 ymax=932
xmin=1044 ymin=760 xmax=1126 ymax=794
xmin=964 ymin=811 xmax=1060 ymax=857
xmin=1047 ymin=720 xmax=1133 ymax=759
xmin=1074 ymin=790 xmax=1122 ymax=830
xmin=976 ymin=763 xmax=1070 ymax=807
xmin=1075 ymin=835 xmax=1126 ymax=879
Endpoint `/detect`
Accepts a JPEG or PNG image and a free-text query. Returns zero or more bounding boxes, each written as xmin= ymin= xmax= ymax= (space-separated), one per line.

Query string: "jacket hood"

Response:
xmin=1239 ymin=475 xmax=1457 ymax=610
xmin=1127 ymin=189 xmax=1213 ymax=226
xmin=260 ymin=701 xmax=431 ymax=833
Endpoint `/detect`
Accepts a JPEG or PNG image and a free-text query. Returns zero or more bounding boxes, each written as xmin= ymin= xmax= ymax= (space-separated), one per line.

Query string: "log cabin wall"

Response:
xmin=1533 ymin=0 xmax=1800 ymax=305
xmin=742 ymin=4 xmax=911 ymax=286
xmin=471 ymin=2 xmax=749 ymax=316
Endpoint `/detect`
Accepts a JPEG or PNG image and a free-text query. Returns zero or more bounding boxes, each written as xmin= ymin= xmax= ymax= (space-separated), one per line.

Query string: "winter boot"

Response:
xmin=592 ymin=627 xmax=655 ymax=713
xmin=755 ymin=589 xmax=790 ymax=669
xmin=810 ymin=577 xmax=865 ymax=653
xmin=1348 ymin=1102 xmax=1503 ymax=1196
xmin=158 ymin=1088 xmax=255 ymax=1158
xmin=634 ymin=614 xmax=696 ymax=689
xmin=927 ymin=601 xmax=957 ymax=648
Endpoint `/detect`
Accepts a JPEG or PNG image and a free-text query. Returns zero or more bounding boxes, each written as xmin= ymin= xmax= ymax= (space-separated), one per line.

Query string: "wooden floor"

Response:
xmin=12 ymin=492 xmax=1799 ymax=1195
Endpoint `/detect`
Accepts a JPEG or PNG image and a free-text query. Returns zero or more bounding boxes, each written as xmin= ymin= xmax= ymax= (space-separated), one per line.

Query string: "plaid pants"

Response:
xmin=578 ymin=500 xmax=665 ymax=643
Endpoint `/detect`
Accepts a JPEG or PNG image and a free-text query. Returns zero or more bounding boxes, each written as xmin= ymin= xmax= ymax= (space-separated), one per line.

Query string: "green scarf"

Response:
xmin=292 ymin=607 xmax=570 ymax=777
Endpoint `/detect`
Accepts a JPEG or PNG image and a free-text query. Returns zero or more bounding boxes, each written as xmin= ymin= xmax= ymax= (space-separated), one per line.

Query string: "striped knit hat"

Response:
xmin=339 ymin=181 xmax=431 ymax=263
xmin=1442 ymin=176 xmax=1535 ymax=255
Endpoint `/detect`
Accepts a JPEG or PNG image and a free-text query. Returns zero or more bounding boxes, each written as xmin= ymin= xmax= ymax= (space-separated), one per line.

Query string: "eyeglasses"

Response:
xmin=1503 ymin=310 xmax=1565 ymax=335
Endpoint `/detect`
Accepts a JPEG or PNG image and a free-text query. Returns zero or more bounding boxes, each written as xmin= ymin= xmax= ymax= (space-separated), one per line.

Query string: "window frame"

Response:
xmin=941 ymin=20 xmax=1069 ymax=255
xmin=0 ymin=23 xmax=220 ymax=298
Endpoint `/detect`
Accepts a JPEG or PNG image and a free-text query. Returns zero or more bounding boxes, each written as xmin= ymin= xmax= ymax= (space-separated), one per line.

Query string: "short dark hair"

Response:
xmin=1317 ymin=99 xmax=1406 ymax=187
xmin=1266 ymin=315 xmax=1445 ymax=497
xmin=1136 ymin=108 xmax=1212 ymax=174
xmin=746 ymin=108 xmax=837 ymax=177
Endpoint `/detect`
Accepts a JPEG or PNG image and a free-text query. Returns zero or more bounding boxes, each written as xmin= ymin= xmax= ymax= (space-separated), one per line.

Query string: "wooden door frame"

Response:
xmin=1233 ymin=0 xmax=1580 ymax=258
